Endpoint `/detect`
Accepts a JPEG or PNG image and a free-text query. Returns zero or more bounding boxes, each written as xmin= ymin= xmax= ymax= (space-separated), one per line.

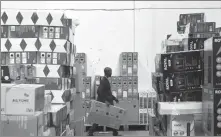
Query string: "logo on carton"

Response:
xmin=215 ymin=90 xmax=221 ymax=94
xmin=164 ymin=58 xmax=168 ymax=70
xmin=215 ymin=39 xmax=221 ymax=43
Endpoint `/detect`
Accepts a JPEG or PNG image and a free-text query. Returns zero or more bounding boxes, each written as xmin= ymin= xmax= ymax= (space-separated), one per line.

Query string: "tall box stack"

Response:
xmin=151 ymin=12 xmax=219 ymax=136
xmin=1 ymin=10 xmax=78 ymax=136
xmin=202 ymin=37 xmax=221 ymax=136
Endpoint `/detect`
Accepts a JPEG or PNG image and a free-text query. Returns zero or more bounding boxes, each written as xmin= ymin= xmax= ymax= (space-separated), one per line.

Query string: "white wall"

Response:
xmin=2 ymin=1 xmax=221 ymax=90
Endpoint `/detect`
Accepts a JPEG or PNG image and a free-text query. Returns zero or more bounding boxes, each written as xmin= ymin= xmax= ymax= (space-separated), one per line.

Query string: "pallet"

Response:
xmin=85 ymin=124 xmax=148 ymax=132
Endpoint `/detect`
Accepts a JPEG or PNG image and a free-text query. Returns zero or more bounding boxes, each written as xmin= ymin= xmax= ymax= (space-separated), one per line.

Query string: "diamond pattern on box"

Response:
xmin=35 ymin=38 xmax=42 ymax=51
xmin=1 ymin=12 xmax=8 ymax=24
xmin=20 ymin=39 xmax=27 ymax=51
xmin=46 ymin=13 xmax=53 ymax=25
xmin=31 ymin=12 xmax=39 ymax=24
xmin=16 ymin=12 xmax=23 ymax=24
xmin=43 ymin=65 xmax=50 ymax=76
xmin=5 ymin=39 xmax=12 ymax=51
xmin=49 ymin=40 xmax=56 ymax=51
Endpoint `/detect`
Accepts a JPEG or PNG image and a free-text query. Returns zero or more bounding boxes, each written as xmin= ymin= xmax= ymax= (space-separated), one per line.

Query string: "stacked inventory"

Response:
xmin=1 ymin=10 xmax=78 ymax=136
xmin=202 ymin=37 xmax=221 ymax=136
xmin=115 ymin=52 xmax=140 ymax=126
xmin=151 ymin=12 xmax=215 ymax=136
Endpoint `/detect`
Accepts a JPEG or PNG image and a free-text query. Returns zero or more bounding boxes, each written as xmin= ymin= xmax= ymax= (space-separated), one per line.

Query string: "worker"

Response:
xmin=87 ymin=67 xmax=121 ymax=136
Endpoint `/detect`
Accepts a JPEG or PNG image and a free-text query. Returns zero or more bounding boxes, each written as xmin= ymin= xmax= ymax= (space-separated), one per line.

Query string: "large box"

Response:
xmin=2 ymin=84 xmax=45 ymax=115
xmin=181 ymin=38 xmax=207 ymax=51
xmin=87 ymin=100 xmax=126 ymax=129
xmin=179 ymin=13 xmax=204 ymax=26
xmin=202 ymin=87 xmax=221 ymax=136
xmin=155 ymin=50 xmax=203 ymax=73
xmin=120 ymin=52 xmax=128 ymax=76
xmin=132 ymin=52 xmax=138 ymax=76
xmin=127 ymin=52 xmax=133 ymax=76
xmin=160 ymin=71 xmax=203 ymax=93
xmin=1 ymin=111 xmax=44 ymax=136
xmin=117 ymin=76 xmax=123 ymax=100
xmin=116 ymin=100 xmax=139 ymax=125
xmin=1 ymin=84 xmax=15 ymax=114
xmin=204 ymin=37 xmax=221 ymax=88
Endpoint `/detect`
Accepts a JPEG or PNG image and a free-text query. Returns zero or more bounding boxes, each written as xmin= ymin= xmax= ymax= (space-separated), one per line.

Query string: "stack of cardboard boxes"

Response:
xmin=1 ymin=9 xmax=78 ymax=136
xmin=150 ymin=12 xmax=221 ymax=136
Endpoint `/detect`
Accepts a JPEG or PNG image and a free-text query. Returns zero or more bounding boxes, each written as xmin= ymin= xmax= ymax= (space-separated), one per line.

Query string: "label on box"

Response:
xmin=123 ymin=65 xmax=126 ymax=69
xmin=43 ymin=33 xmax=48 ymax=38
xmin=49 ymin=33 xmax=54 ymax=39
xmin=128 ymin=67 xmax=132 ymax=74
xmin=53 ymin=59 xmax=57 ymax=64
xmin=82 ymin=92 xmax=85 ymax=99
xmin=96 ymin=81 xmax=100 ymax=85
xmin=171 ymin=120 xmax=194 ymax=136
xmin=86 ymin=89 xmax=90 ymax=97
xmin=123 ymin=91 xmax=127 ymax=98
xmin=128 ymin=89 xmax=132 ymax=97
xmin=55 ymin=33 xmax=60 ymax=39
xmin=11 ymin=26 xmax=15 ymax=31
xmin=133 ymin=64 xmax=137 ymax=69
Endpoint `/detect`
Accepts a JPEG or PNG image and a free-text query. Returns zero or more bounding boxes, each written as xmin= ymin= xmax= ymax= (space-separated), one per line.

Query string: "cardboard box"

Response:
xmin=94 ymin=75 xmax=101 ymax=100
xmin=161 ymin=71 xmax=203 ymax=93
xmin=3 ymin=84 xmax=45 ymax=115
xmin=132 ymin=52 xmax=138 ymax=76
xmin=1 ymin=52 xmax=7 ymax=65
xmin=1 ymin=111 xmax=44 ymax=136
xmin=111 ymin=76 xmax=118 ymax=98
xmin=204 ymin=37 xmax=221 ymax=88
xmin=132 ymin=76 xmax=138 ymax=99
xmin=87 ymin=100 xmax=126 ymax=129
xmin=139 ymin=109 xmax=147 ymax=125
xmin=181 ymin=38 xmax=207 ymax=51
xmin=151 ymin=72 xmax=163 ymax=94
xmin=117 ymin=76 xmax=123 ymax=100
xmin=83 ymin=76 xmax=91 ymax=100
xmin=202 ymin=87 xmax=221 ymax=136
xmin=34 ymin=64 xmax=66 ymax=78
xmin=120 ymin=52 xmax=128 ymax=76
xmin=167 ymin=115 xmax=195 ymax=136
xmin=155 ymin=50 xmax=203 ymax=73
xmin=1 ymin=66 xmax=12 ymax=83
xmin=21 ymin=52 xmax=38 ymax=64
xmin=188 ymin=32 xmax=219 ymax=39
xmin=127 ymin=76 xmax=133 ymax=100
xmin=179 ymin=13 xmax=204 ymax=26
xmin=1 ymin=84 xmax=15 ymax=114
xmin=1 ymin=25 xmax=8 ymax=38
xmin=186 ymin=22 xmax=216 ymax=33
xmin=127 ymin=52 xmax=133 ymax=76
xmin=116 ymin=99 xmax=139 ymax=125
xmin=122 ymin=76 xmax=128 ymax=99
xmin=52 ymin=52 xmax=68 ymax=65
xmin=139 ymin=92 xmax=148 ymax=109
xmin=8 ymin=25 xmax=40 ymax=38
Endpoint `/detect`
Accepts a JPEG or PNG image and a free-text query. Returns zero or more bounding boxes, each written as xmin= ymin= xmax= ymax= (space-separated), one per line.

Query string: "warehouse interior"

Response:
xmin=1 ymin=1 xmax=221 ymax=136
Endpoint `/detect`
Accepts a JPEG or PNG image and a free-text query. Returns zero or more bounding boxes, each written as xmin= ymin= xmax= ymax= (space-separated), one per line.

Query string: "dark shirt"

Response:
xmin=97 ymin=76 xmax=117 ymax=105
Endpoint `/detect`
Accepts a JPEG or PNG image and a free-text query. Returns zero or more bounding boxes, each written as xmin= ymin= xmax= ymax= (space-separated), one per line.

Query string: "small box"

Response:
xmin=188 ymin=32 xmax=219 ymax=39
xmin=127 ymin=76 xmax=133 ymax=100
xmin=60 ymin=27 xmax=69 ymax=39
xmin=179 ymin=13 xmax=204 ymax=26
xmin=120 ymin=52 xmax=128 ymax=76
xmin=1 ymin=25 xmax=8 ymax=38
xmin=83 ymin=77 xmax=91 ymax=100
xmin=181 ymin=38 xmax=207 ymax=51
xmin=21 ymin=52 xmax=38 ymax=64
xmin=1 ymin=52 xmax=7 ymax=65
xmin=87 ymin=100 xmax=126 ymax=129
xmin=8 ymin=25 xmax=39 ymax=38
xmin=167 ymin=115 xmax=195 ymax=136
xmin=132 ymin=52 xmax=138 ymax=76
xmin=37 ymin=52 xmax=46 ymax=64
xmin=3 ymin=84 xmax=45 ymax=115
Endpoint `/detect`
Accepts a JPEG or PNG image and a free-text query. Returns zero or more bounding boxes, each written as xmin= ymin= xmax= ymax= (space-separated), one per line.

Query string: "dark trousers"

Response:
xmin=88 ymin=123 xmax=118 ymax=136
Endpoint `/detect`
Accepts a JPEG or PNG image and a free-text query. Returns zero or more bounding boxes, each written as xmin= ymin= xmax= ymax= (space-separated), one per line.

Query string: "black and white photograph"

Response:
xmin=0 ymin=1 xmax=221 ymax=136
